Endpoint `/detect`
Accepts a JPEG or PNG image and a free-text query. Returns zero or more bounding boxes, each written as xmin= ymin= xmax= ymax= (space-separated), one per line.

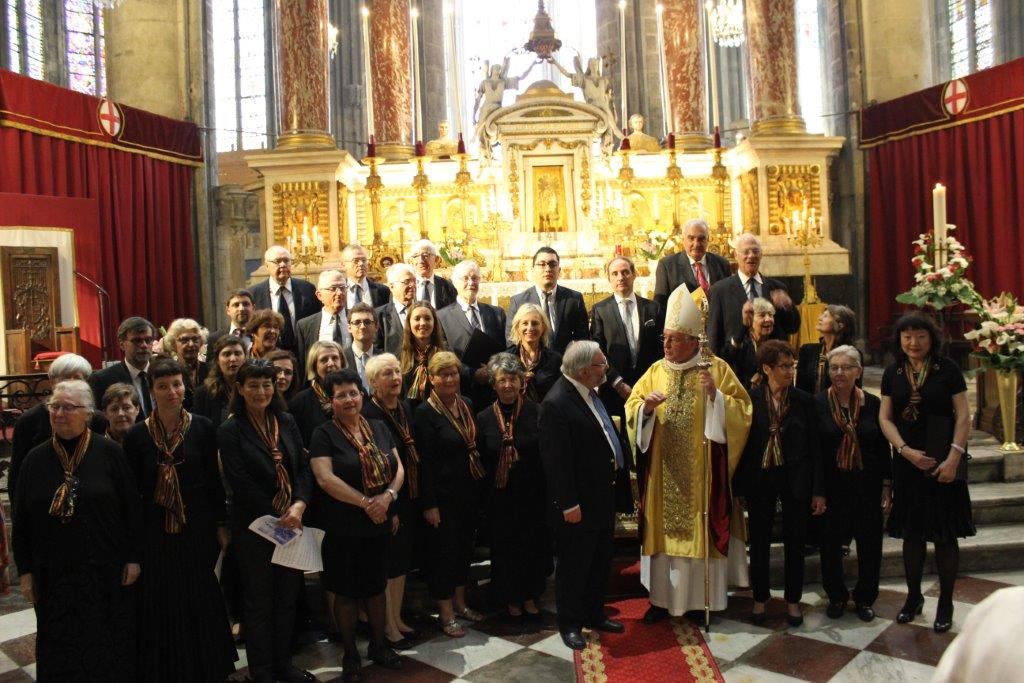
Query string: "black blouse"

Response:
xmin=814 ymin=391 xmax=892 ymax=480
xmin=193 ymin=384 xmax=231 ymax=428
xmin=12 ymin=432 xmax=143 ymax=574
xmin=289 ymin=387 xmax=331 ymax=448
xmin=475 ymin=399 xmax=543 ymax=492
xmin=881 ymin=356 xmax=967 ymax=451
xmin=309 ymin=418 xmax=398 ymax=538
xmin=413 ymin=396 xmax=480 ymax=509
xmin=797 ymin=342 xmax=863 ymax=395
xmin=508 ymin=344 xmax=563 ymax=402
xmin=362 ymin=398 xmax=416 ymax=504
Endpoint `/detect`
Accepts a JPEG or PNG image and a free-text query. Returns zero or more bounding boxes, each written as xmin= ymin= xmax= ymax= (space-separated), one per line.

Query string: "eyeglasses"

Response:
xmin=177 ymin=335 xmax=202 ymax=345
xmin=534 ymin=260 xmax=559 ymax=269
xmin=47 ymin=402 xmax=87 ymax=414
xmin=350 ymin=319 xmax=377 ymax=327
xmin=347 ymin=257 xmax=369 ymax=265
xmin=247 ymin=359 xmax=273 ymax=369
xmin=591 ymin=361 xmax=609 ymax=368
xmin=321 ymin=284 xmax=347 ymax=293
xmin=127 ymin=336 xmax=154 ymax=346
xmin=410 ymin=252 xmax=434 ymax=260
xmin=270 ymin=257 xmax=292 ymax=265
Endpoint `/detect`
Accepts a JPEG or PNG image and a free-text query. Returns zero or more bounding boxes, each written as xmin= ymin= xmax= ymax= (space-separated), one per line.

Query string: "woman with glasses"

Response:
xmin=719 ymin=297 xmax=776 ymax=390
xmin=265 ymin=349 xmax=300 ymax=401
xmin=12 ymin=380 xmax=143 ymax=681
xmin=123 ymin=358 xmax=236 ymax=680
xmin=505 ymin=303 xmax=562 ymax=402
xmin=413 ymin=352 xmax=485 ymax=638
xmin=797 ymin=305 xmax=857 ymax=395
xmin=733 ymin=340 xmax=825 ymax=627
xmin=400 ymin=302 xmax=448 ymax=406
xmin=289 ymin=340 xmax=346 ymax=447
xmin=247 ymin=309 xmax=285 ymax=359
xmin=815 ymin=346 xmax=891 ymax=622
xmin=219 ymin=360 xmax=314 ymax=683
xmin=161 ymin=318 xmax=209 ymax=410
xmin=101 ymin=383 xmax=141 ymax=444
xmin=194 ymin=336 xmax=247 ymax=427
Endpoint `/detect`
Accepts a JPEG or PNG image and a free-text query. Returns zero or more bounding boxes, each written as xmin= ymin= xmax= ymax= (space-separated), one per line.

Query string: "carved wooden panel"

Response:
xmin=1 ymin=247 xmax=60 ymax=346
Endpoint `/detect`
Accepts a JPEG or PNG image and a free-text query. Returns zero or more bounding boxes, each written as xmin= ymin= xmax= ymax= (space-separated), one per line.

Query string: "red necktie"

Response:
xmin=693 ymin=261 xmax=710 ymax=293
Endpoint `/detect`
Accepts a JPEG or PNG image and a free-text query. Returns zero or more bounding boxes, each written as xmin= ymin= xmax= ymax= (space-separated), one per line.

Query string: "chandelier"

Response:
xmin=705 ymin=0 xmax=745 ymax=47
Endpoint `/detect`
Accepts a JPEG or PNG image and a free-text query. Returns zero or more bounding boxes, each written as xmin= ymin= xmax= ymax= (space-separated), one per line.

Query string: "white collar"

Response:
xmin=323 ymin=306 xmax=345 ymax=321
xmin=270 ymin=277 xmax=291 ymax=293
xmin=125 ymin=361 xmax=148 ymax=379
xmin=564 ymin=373 xmax=595 ymax=400
xmin=350 ymin=277 xmax=369 ymax=291
xmin=535 ymin=284 xmax=557 ymax=301
xmin=352 ymin=340 xmax=373 ymax=356
xmin=417 ymin=274 xmax=434 ymax=283
xmin=687 ymin=255 xmax=706 ymax=267
xmin=457 ymin=296 xmax=479 ymax=311
xmin=663 ymin=352 xmax=701 ymax=372
xmin=737 ymin=271 xmax=763 ymax=286
xmin=613 ymin=292 xmax=637 ymax=306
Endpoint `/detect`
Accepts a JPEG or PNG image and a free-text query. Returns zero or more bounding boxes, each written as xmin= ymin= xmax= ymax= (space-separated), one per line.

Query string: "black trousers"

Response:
xmin=427 ymin=494 xmax=478 ymax=600
xmin=234 ymin=527 xmax=304 ymax=683
xmin=554 ymin=519 xmax=614 ymax=631
xmin=746 ymin=474 xmax=809 ymax=604
xmin=819 ymin=473 xmax=884 ymax=606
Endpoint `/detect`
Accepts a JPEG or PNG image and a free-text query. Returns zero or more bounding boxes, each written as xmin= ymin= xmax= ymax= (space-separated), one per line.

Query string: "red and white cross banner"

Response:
xmin=942 ymin=79 xmax=969 ymax=117
xmin=97 ymin=98 xmax=123 ymax=137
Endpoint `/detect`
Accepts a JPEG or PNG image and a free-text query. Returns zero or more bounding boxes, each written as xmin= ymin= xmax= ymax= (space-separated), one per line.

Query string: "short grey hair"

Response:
xmin=316 ymin=269 xmax=346 ymax=289
xmin=162 ymin=318 xmax=208 ymax=355
xmin=50 ymin=379 xmax=95 ymax=411
xmin=560 ymin=340 xmax=601 ymax=379
xmin=487 ymin=352 xmax=525 ymax=385
xmin=734 ymin=232 xmax=762 ymax=250
xmin=828 ymin=344 xmax=862 ymax=368
xmin=410 ymin=239 xmax=438 ymax=256
xmin=683 ymin=218 xmax=710 ymax=236
xmin=264 ymin=244 xmax=290 ymax=262
xmin=364 ymin=352 xmax=400 ymax=387
xmin=386 ymin=262 xmax=415 ymax=283
xmin=48 ymin=353 xmax=92 ymax=381
xmin=451 ymin=259 xmax=481 ymax=282
xmin=751 ymin=297 xmax=775 ymax=316
xmin=343 ymin=243 xmax=368 ymax=258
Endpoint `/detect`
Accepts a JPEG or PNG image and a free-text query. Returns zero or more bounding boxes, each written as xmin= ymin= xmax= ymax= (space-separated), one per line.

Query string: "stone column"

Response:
xmin=105 ymin=0 xmax=186 ymax=119
xmin=274 ymin=0 xmax=334 ymax=149
xmin=369 ymin=0 xmax=413 ymax=160
xmin=662 ymin=0 xmax=710 ymax=148
xmin=745 ymin=0 xmax=804 ymax=134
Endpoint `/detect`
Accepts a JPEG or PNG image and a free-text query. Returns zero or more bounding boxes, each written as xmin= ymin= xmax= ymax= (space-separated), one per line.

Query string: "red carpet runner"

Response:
xmin=573 ymin=598 xmax=723 ymax=683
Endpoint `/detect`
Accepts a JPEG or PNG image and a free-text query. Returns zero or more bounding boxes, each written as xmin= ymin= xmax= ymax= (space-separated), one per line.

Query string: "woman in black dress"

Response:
xmin=194 ymin=335 xmax=247 ymax=427
xmin=879 ymin=312 xmax=973 ymax=633
xmin=797 ymin=304 xmax=856 ymax=394
xmin=161 ymin=317 xmax=209 ymax=410
xmin=506 ymin=303 xmax=562 ymax=401
xmin=12 ymin=380 xmax=143 ymax=681
xmin=247 ymin=309 xmax=285 ymax=359
xmin=101 ymin=382 xmax=140 ymax=444
xmin=289 ymin=340 xmax=345 ymax=446
xmin=123 ymin=358 xmax=236 ymax=680
xmin=266 ymin=348 xmax=300 ymax=401
xmin=414 ymin=351 xmax=485 ymax=638
xmin=400 ymin=301 xmax=447 ymax=406
xmin=816 ymin=345 xmax=892 ymax=622
xmin=733 ymin=340 xmax=825 ymax=627
xmin=476 ymin=352 xmax=550 ymax=620
xmin=362 ymin=353 xmax=420 ymax=645
xmin=218 ymin=360 xmax=314 ymax=683
xmin=309 ymin=369 xmax=405 ymax=681
xmin=719 ymin=297 xmax=776 ymax=389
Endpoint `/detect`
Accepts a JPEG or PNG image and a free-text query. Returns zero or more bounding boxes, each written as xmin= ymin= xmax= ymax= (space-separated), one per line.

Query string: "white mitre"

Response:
xmin=664 ymin=284 xmax=704 ymax=337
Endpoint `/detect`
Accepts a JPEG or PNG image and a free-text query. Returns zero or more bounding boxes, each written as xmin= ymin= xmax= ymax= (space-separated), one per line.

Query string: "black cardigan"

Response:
xmin=814 ymin=390 xmax=892 ymax=482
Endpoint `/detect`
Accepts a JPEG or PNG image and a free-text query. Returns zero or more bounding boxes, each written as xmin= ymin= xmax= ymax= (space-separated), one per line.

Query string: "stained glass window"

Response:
xmin=65 ymin=0 xmax=103 ymax=95
xmin=23 ymin=0 xmax=43 ymax=79
xmin=949 ymin=0 xmax=994 ymax=78
xmin=4 ymin=1 xmax=104 ymax=95
xmin=6 ymin=1 xmax=21 ymax=72
xmin=213 ymin=0 xmax=269 ymax=152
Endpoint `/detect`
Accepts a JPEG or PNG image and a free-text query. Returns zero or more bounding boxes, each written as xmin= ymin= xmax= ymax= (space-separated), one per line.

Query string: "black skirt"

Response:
xmin=887 ymin=456 xmax=976 ymax=542
xmin=322 ymin=533 xmax=389 ymax=599
xmin=388 ymin=496 xmax=414 ymax=578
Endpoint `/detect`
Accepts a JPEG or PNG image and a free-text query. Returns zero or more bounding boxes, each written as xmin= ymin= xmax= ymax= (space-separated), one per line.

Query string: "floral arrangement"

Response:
xmin=438 ymin=236 xmax=467 ymax=266
xmin=963 ymin=293 xmax=1024 ymax=374
xmin=636 ymin=229 xmax=675 ymax=261
xmin=895 ymin=227 xmax=983 ymax=311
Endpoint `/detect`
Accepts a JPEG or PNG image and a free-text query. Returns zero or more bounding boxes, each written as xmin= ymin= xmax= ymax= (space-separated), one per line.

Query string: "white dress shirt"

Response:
xmin=613 ymin=292 xmax=640 ymax=346
xmin=347 ymin=277 xmax=373 ymax=309
xmin=392 ymin=301 xmax=408 ymax=328
xmin=737 ymin=271 xmax=764 ymax=299
xmin=535 ymin=285 xmax=558 ymax=330
xmin=317 ymin=307 xmax=351 ymax=346
xmin=457 ymin=296 xmax=486 ymax=334
xmin=416 ymin=276 xmax=437 ymax=307
xmin=351 ymin=341 xmax=375 ymax=389
xmin=268 ymin=277 xmax=296 ymax=321
xmin=562 ymin=372 xmax=620 ymax=514
xmin=125 ymin=361 xmax=150 ymax=412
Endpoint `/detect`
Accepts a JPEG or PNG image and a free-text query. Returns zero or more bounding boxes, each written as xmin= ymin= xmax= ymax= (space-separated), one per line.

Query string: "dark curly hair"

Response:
xmin=891 ymin=312 xmax=944 ymax=363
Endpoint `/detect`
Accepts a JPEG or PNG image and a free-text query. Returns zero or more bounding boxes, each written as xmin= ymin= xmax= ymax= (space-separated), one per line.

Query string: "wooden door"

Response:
xmin=1 ymin=246 xmax=61 ymax=359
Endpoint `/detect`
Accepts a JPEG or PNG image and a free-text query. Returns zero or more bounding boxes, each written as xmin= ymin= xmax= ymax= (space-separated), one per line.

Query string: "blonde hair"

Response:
xmin=509 ymin=303 xmax=552 ymax=346
xmin=305 ymin=340 xmax=346 ymax=381
xmin=427 ymin=350 xmax=461 ymax=376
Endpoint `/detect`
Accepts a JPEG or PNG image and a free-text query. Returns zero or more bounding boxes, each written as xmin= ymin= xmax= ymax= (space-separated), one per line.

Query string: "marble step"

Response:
xmin=969 ymin=481 xmax=1024 ymax=524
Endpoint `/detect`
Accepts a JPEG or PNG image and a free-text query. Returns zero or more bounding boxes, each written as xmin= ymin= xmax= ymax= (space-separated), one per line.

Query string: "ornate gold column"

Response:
xmin=744 ymin=0 xmax=804 ymax=134
xmin=274 ymin=0 xmax=335 ymax=149
xmin=370 ymin=0 xmax=414 ymax=160
xmin=662 ymin=0 xmax=710 ymax=149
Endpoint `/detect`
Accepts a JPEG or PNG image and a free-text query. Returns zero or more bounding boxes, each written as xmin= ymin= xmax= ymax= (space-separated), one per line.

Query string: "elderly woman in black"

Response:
xmin=218 ymin=360 xmax=314 ymax=683
xmin=289 ymin=340 xmax=346 ymax=446
xmin=816 ymin=345 xmax=892 ymax=622
xmin=101 ymin=383 xmax=141 ymax=444
xmin=400 ymin=301 xmax=448 ymax=405
xmin=797 ymin=305 xmax=857 ymax=394
xmin=879 ymin=312 xmax=973 ymax=633
xmin=476 ymin=352 xmax=550 ymax=620
xmin=13 ymin=380 xmax=142 ymax=681
xmin=362 ymin=353 xmax=420 ymax=646
xmin=733 ymin=340 xmax=825 ymax=627
xmin=719 ymin=297 xmax=776 ymax=390
xmin=123 ymin=358 xmax=236 ymax=680
xmin=194 ymin=335 xmax=247 ymax=427
xmin=506 ymin=303 xmax=562 ymax=401
xmin=310 ymin=368 xmax=405 ymax=680
xmin=161 ymin=317 xmax=209 ymax=409
xmin=414 ymin=351 xmax=485 ymax=638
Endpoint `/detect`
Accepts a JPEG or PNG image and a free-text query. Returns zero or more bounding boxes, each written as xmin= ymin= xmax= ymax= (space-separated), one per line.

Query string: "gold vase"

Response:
xmin=996 ymin=370 xmax=1022 ymax=452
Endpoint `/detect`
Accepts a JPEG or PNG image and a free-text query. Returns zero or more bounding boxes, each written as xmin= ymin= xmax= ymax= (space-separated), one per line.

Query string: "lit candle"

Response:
xmin=705 ymin=3 xmax=720 ymax=138
xmin=618 ymin=0 xmax=628 ymax=130
xmin=411 ymin=7 xmax=423 ymax=142
xmin=361 ymin=6 xmax=375 ymax=137
xmin=933 ymin=183 xmax=947 ymax=266
xmin=444 ymin=2 xmax=464 ymax=137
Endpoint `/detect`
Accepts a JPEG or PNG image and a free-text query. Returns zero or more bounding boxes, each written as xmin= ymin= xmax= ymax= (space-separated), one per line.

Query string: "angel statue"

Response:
xmin=570 ymin=55 xmax=621 ymax=154
xmin=473 ymin=57 xmax=519 ymax=155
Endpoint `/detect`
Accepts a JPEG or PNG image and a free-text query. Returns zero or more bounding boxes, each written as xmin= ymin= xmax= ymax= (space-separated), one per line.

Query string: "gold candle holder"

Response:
xmin=664 ymin=144 xmax=683 ymax=231
xmin=710 ymin=146 xmax=730 ymax=250
xmin=412 ymin=155 xmax=431 ymax=239
xmin=787 ymin=207 xmax=824 ymax=305
xmin=453 ymin=152 xmax=472 ymax=237
xmin=362 ymin=155 xmax=385 ymax=245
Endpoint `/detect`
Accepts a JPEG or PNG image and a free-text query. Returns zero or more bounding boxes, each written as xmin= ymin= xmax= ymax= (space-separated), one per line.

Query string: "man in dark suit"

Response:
xmin=437 ymin=260 xmax=507 ymax=407
xmin=708 ymin=233 xmax=800 ymax=356
xmin=344 ymin=302 xmax=379 ymax=393
xmin=249 ymin=245 xmax=319 ymax=353
xmin=409 ymin=238 xmax=457 ymax=310
xmin=375 ymin=263 xmax=417 ymax=355
xmin=295 ymin=269 xmax=351 ymax=372
xmin=540 ymin=340 xmax=626 ymax=650
xmin=89 ymin=316 xmax=157 ymax=419
xmin=590 ymin=256 xmax=660 ymax=512
xmin=207 ymin=288 xmax=255 ymax=354
xmin=654 ymin=219 xmax=731 ymax=308
xmin=343 ymin=244 xmax=391 ymax=309
xmin=506 ymin=246 xmax=589 ymax=353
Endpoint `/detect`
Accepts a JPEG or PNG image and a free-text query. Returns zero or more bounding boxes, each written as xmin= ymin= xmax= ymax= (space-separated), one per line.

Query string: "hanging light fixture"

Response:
xmin=705 ymin=0 xmax=745 ymax=47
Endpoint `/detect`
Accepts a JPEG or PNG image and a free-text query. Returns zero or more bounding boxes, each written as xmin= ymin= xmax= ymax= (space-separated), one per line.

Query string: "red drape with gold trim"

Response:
xmin=0 ymin=69 xmax=201 ymax=361
xmin=861 ymin=59 xmax=1024 ymax=347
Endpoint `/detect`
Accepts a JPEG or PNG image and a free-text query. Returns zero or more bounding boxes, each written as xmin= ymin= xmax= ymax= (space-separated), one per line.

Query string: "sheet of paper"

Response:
xmin=213 ymin=548 xmax=225 ymax=580
xmin=271 ymin=527 xmax=325 ymax=573
xmin=248 ymin=514 xmax=302 ymax=547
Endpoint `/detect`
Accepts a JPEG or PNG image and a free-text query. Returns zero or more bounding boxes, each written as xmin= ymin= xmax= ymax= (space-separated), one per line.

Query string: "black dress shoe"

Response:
xmin=750 ymin=610 xmax=767 ymax=626
xmin=561 ymin=629 xmax=586 ymax=650
xmin=385 ymin=635 xmax=409 ymax=650
xmin=785 ymin=613 xmax=804 ymax=627
xmin=273 ymin=665 xmax=316 ymax=683
xmin=588 ymin=618 xmax=625 ymax=633
xmin=368 ymin=641 xmax=404 ymax=669
xmin=342 ymin=655 xmax=362 ymax=683
xmin=897 ymin=595 xmax=924 ymax=624
xmin=934 ymin=604 xmax=954 ymax=633
xmin=855 ymin=604 xmax=875 ymax=622
xmin=643 ymin=605 xmax=669 ymax=624
xmin=826 ymin=601 xmax=846 ymax=619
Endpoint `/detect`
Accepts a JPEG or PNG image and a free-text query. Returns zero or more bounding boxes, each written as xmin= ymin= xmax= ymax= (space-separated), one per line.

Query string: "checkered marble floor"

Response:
xmin=2 ymin=569 xmax=1023 ymax=682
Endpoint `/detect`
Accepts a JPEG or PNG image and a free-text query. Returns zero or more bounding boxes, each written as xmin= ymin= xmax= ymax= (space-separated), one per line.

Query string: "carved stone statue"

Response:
xmin=626 ymin=113 xmax=662 ymax=153
xmin=473 ymin=58 xmax=519 ymax=152
xmin=571 ymin=56 xmax=620 ymax=154
xmin=425 ymin=120 xmax=458 ymax=158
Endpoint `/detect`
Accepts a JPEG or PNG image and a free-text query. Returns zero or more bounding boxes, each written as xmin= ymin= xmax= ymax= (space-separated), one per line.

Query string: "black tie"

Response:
xmin=420 ymin=280 xmax=431 ymax=303
xmin=747 ymin=279 xmax=758 ymax=301
xmin=278 ymin=287 xmax=295 ymax=347
xmin=332 ymin=315 xmax=344 ymax=344
xmin=352 ymin=284 xmax=363 ymax=307
xmin=469 ymin=306 xmax=482 ymax=331
xmin=138 ymin=371 xmax=153 ymax=417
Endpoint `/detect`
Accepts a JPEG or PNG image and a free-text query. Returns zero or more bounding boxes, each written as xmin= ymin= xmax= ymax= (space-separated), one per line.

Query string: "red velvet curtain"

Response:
xmin=0 ymin=70 xmax=200 ymax=360
xmin=863 ymin=62 xmax=1024 ymax=347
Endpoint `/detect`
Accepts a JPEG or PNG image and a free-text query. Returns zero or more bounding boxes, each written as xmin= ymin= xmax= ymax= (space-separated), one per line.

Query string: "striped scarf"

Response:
xmin=519 ymin=346 xmax=540 ymax=402
xmin=828 ymin=387 xmax=863 ymax=471
xmin=311 ymin=379 xmax=333 ymax=415
xmin=247 ymin=411 xmax=293 ymax=515
xmin=492 ymin=397 xmax=522 ymax=489
xmin=371 ymin=396 xmax=420 ymax=498
xmin=335 ymin=415 xmax=393 ymax=495
xmin=148 ymin=409 xmax=192 ymax=533
xmin=427 ymin=394 xmax=485 ymax=480
xmin=406 ymin=345 xmax=435 ymax=400
xmin=901 ymin=361 xmax=929 ymax=422
xmin=762 ymin=387 xmax=790 ymax=469
xmin=48 ymin=430 xmax=92 ymax=522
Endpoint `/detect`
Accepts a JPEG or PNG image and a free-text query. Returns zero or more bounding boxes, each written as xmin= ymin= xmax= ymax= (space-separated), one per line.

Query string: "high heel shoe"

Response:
xmin=897 ymin=595 xmax=924 ymax=624
xmin=934 ymin=603 xmax=954 ymax=633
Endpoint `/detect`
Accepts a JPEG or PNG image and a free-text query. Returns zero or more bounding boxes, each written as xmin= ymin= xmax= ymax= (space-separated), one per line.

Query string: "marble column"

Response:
xmin=369 ymin=0 xmax=414 ymax=160
xmin=745 ymin=0 xmax=804 ymax=134
xmin=274 ymin=0 xmax=335 ymax=149
xmin=662 ymin=0 xmax=710 ymax=149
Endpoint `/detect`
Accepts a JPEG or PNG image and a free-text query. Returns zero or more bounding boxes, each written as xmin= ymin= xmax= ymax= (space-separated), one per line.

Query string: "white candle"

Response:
xmin=361 ymin=6 xmax=375 ymax=136
xmin=655 ymin=4 xmax=670 ymax=137
xmin=933 ymin=183 xmax=947 ymax=266
xmin=444 ymin=2 xmax=464 ymax=137
xmin=704 ymin=1 xmax=720 ymax=136
xmin=411 ymin=7 xmax=423 ymax=142
xmin=619 ymin=0 xmax=628 ymax=129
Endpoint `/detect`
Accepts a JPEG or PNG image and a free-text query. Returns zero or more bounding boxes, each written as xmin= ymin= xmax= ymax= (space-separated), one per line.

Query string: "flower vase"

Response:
xmin=996 ymin=370 xmax=1022 ymax=452
xmin=647 ymin=259 xmax=660 ymax=277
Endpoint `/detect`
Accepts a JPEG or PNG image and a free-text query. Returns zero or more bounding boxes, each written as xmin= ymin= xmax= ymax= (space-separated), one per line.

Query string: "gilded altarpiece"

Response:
xmin=271 ymin=181 xmax=331 ymax=250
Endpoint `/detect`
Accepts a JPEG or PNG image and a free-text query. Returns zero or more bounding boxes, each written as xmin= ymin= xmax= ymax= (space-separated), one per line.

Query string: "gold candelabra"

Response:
xmin=285 ymin=215 xmax=325 ymax=278
xmin=785 ymin=199 xmax=824 ymax=304
xmin=665 ymin=142 xmax=683 ymax=232
xmin=412 ymin=154 xmax=431 ymax=239
xmin=710 ymin=146 xmax=730 ymax=249
xmin=617 ymin=147 xmax=635 ymax=195
xmin=453 ymin=152 xmax=473 ymax=237
xmin=362 ymin=155 xmax=385 ymax=245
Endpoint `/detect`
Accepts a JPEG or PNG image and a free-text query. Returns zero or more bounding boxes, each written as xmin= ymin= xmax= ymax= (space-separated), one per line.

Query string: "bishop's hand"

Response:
xmin=698 ymin=370 xmax=717 ymax=400
xmin=643 ymin=391 xmax=667 ymax=415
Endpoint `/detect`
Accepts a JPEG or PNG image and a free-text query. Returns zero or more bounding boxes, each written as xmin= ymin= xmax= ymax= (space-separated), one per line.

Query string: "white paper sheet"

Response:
xmin=248 ymin=514 xmax=302 ymax=546
xmin=271 ymin=527 xmax=325 ymax=573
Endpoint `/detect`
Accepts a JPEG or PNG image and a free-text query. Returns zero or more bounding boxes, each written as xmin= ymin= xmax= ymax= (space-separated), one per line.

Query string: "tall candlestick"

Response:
xmin=933 ymin=183 xmax=948 ymax=267
xmin=360 ymin=6 xmax=375 ymax=136
xmin=704 ymin=2 xmax=720 ymax=136
xmin=655 ymin=3 xmax=671 ymax=138
xmin=411 ymin=7 xmax=423 ymax=142
xmin=618 ymin=0 xmax=628 ymax=129
xmin=444 ymin=2 xmax=464 ymax=137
